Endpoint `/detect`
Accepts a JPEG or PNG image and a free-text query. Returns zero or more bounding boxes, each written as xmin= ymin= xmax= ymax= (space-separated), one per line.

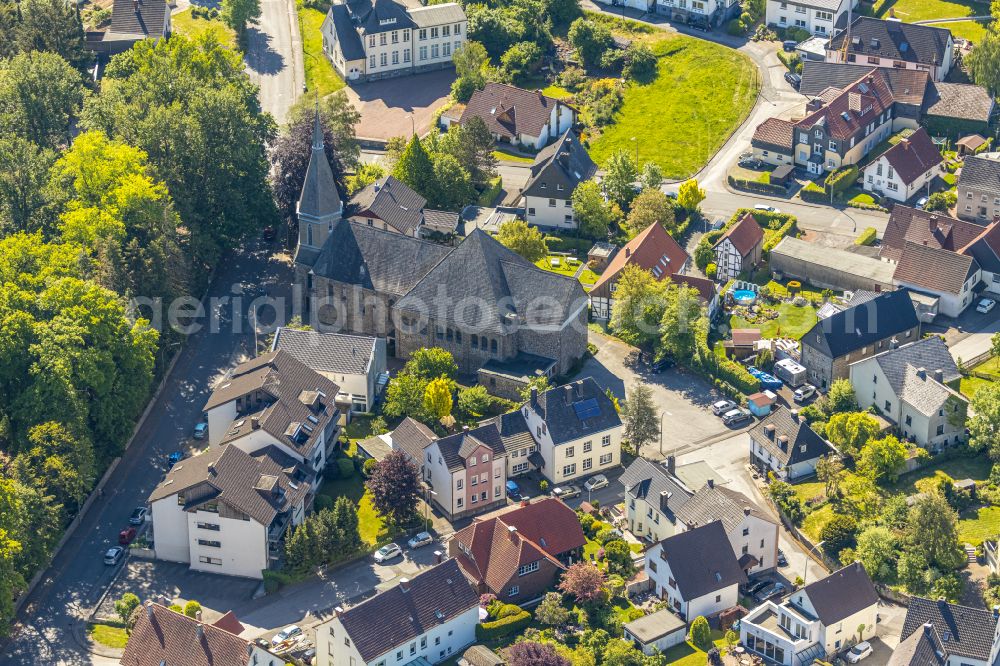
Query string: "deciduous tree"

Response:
xmin=659 ymin=283 xmax=707 ymax=361
xmin=558 ymin=562 xmax=605 ymax=604
xmin=423 ymin=377 xmax=453 ymax=421
xmin=826 ymin=378 xmax=858 ymax=414
xmin=967 ymin=26 xmax=1000 ymax=96
xmin=969 ymin=383 xmax=1000 ymax=460
xmin=115 ymin=593 xmax=140 ymax=627
xmin=366 ymin=449 xmax=421 ymax=525
xmin=0 ymin=136 xmax=55 ymax=234
xmin=625 ymin=188 xmax=675 ymax=237
xmin=571 ymin=180 xmax=615 ymax=239
xmin=404 ymin=347 xmax=458 ymax=381
xmin=534 ymin=591 xmax=571 ymax=626
xmin=0 ymin=51 xmax=85 ymax=148
xmin=221 ymin=0 xmax=261 ymax=36
xmin=816 ymin=454 xmax=844 ymax=499
xmin=621 ymin=382 xmax=658 ymax=452
xmin=496 ymin=219 xmax=547 ymax=262
xmin=907 ymin=493 xmax=965 ymax=571
xmin=382 ymin=372 xmax=429 ymax=421
xmin=854 ymin=526 xmax=896 ymax=581
xmin=826 ymin=412 xmax=879 ymax=458
xmin=603 ymin=149 xmax=638 ymax=210
xmin=568 ymin=18 xmax=612 ymax=68
xmin=676 ymin=178 xmax=705 ymax=212
xmin=608 ymin=264 xmax=667 ymax=348
xmin=14 ymin=0 xmax=89 ymax=70
xmin=458 ymin=385 xmax=492 ymax=418
xmin=507 ymin=641 xmax=571 ymax=666
xmin=392 ymin=134 xmax=436 ymax=197
xmin=857 ymin=434 xmax=907 ymax=482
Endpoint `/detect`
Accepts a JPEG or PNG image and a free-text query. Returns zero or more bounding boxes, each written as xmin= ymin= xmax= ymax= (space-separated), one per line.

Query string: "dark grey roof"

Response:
xmin=109 ymin=0 xmax=169 ymax=38
xmin=337 ymin=559 xmax=478 ymax=662
xmin=389 ymin=417 xmax=438 ymax=464
xmin=799 ymin=62 xmax=929 ymax=104
xmin=461 ymin=645 xmax=505 ymax=666
xmin=871 ymin=336 xmax=960 ymax=392
xmin=801 ymin=562 xmax=879 ymax=626
xmin=311 ymin=220 xmax=451 ymax=296
xmin=423 ymin=209 xmax=461 ymax=234
xmin=395 ymin=229 xmax=586 ymax=335
xmin=324 ymin=4 xmax=366 ymax=61
xmin=893 ymin=241 xmax=978 ymax=296
xmin=674 ymin=483 xmax=776 ymax=534
xmin=749 ymin=407 xmax=832 ymax=466
xmin=149 ymin=445 xmax=312 ymax=526
xmin=345 ymin=0 xmax=415 ymax=33
xmin=923 ymin=82 xmax=995 ymax=123
xmin=298 ymin=111 xmax=344 ymax=221
xmin=959 ymin=154 xmax=1000 ymax=196
xmin=348 ymin=176 xmax=427 ymax=236
xmin=802 ymin=289 xmax=919 ymax=360
xmin=272 ymin=327 xmax=377 ymax=376
xmin=528 ymin=377 xmax=622 ymax=445
xmin=479 ymin=353 xmax=556 ymax=382
xmin=965 ymin=223 xmax=1000 ymax=273
xmin=829 ymin=17 xmax=952 ymax=68
xmin=619 ymin=457 xmax=692 ymax=517
xmin=888 ymin=622 xmax=947 ymax=666
xmin=901 ymin=597 xmax=999 ymax=663
xmin=522 ymin=130 xmax=597 ymax=199
xmin=656 ymin=521 xmax=747 ymax=600
xmin=434 ymin=425 xmax=507 ymax=471
xmin=623 ymin=608 xmax=686 ymax=644
xmin=479 ymin=410 xmax=535 ymax=453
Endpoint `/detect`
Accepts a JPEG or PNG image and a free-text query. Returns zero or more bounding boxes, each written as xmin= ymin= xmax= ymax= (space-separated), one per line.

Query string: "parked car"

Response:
xmin=784 ymin=72 xmax=802 ymax=88
xmin=915 ymin=196 xmax=929 ymax=210
xmin=407 ymin=532 xmax=433 ymax=549
xmin=711 ymin=218 xmax=727 ymax=231
xmin=777 ymin=549 xmax=788 ymax=567
xmin=193 ymin=421 xmax=208 ymax=440
xmin=584 ymin=475 xmax=609 ymax=492
xmin=722 ymin=408 xmax=751 ymax=426
xmin=104 ymin=546 xmax=125 ymax=566
xmin=745 ymin=578 xmax=772 ymax=596
xmin=505 ymin=479 xmax=522 ymax=500
xmin=782 ymin=40 xmax=797 ymax=51
xmin=552 ymin=485 xmax=582 ymax=500
xmin=754 ymin=581 xmax=787 ymax=603
xmin=373 ymin=543 xmax=402 ymax=563
xmin=272 ymin=625 xmax=302 ymax=646
xmin=128 ymin=506 xmax=147 ymax=526
xmin=712 ymin=399 xmax=737 ymax=416
xmin=754 ymin=204 xmax=779 ymax=213
xmin=977 ymin=298 xmax=996 ymax=314
xmin=167 ymin=451 xmax=184 ymax=468
xmin=846 ymin=641 xmax=873 ymax=663
xmin=119 ymin=527 xmax=137 ymax=546
xmin=793 ymin=384 xmax=816 ymax=403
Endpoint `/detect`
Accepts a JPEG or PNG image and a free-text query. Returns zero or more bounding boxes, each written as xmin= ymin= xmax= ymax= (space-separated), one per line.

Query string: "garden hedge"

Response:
xmin=475 ymin=610 xmax=532 ymax=641
xmin=824 ymin=165 xmax=858 ymax=196
xmin=854 ymin=227 xmax=877 ymax=246
xmin=799 ymin=182 xmax=827 ymax=203
xmin=728 ymin=175 xmax=787 ymax=196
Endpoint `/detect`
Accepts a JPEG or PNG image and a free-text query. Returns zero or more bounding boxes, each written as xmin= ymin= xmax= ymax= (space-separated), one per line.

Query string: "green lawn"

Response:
xmin=319 ymin=473 xmax=387 ymax=545
xmin=298 ymin=4 xmax=345 ymax=97
xmin=662 ymin=630 xmax=727 ymax=666
xmin=89 ymin=624 xmax=129 ymax=649
xmin=492 ymin=147 xmax=534 ymax=163
xmin=589 ymin=35 xmax=760 ymax=179
xmin=959 ymin=506 xmax=1000 ymax=546
xmin=541 ymin=85 xmax=574 ymax=100
xmin=871 ymin=0 xmax=989 ymax=22
xmin=888 ymin=456 xmax=992 ymax=495
xmin=729 ymin=302 xmax=818 ymax=340
xmin=801 ymin=503 xmax=836 ymax=543
xmin=961 ymin=356 xmax=1000 ymax=397
xmin=929 ymin=20 xmax=990 ymax=42
xmin=534 ymin=254 xmax=600 ymax=288
xmin=171 ymin=8 xmax=236 ymax=49
xmin=793 ymin=481 xmax=827 ymax=505
xmin=847 ymin=190 xmax=877 ymax=206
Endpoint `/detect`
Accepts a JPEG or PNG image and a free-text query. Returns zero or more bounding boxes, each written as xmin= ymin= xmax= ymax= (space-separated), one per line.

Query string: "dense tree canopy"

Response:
xmin=0 ymin=51 xmax=85 ymax=149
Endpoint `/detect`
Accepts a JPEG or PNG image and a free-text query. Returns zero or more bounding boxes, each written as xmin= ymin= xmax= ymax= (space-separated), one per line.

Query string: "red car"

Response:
xmin=118 ymin=527 xmax=137 ymax=546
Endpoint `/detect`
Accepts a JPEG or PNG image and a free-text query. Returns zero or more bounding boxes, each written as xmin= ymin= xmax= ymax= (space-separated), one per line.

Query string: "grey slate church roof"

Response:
xmin=298 ymin=111 xmax=343 ymax=221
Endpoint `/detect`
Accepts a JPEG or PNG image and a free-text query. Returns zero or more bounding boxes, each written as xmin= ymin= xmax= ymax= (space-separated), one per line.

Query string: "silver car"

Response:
xmin=722 ymin=408 xmax=751 ymax=425
xmin=712 ymin=399 xmax=737 ymax=416
xmin=104 ymin=546 xmax=125 ymax=566
xmin=407 ymin=532 xmax=433 ymax=549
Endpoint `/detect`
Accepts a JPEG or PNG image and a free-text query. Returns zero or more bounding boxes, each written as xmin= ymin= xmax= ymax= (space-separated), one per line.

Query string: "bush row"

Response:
xmin=824 ymin=165 xmax=858 ymax=196
xmin=475 ymin=610 xmax=532 ymax=641
xmin=694 ymin=340 xmax=759 ymax=395
xmin=799 ymin=181 xmax=827 ymax=203
xmin=763 ymin=217 xmax=797 ymax=254
xmin=728 ymin=174 xmax=787 ymax=196
xmin=847 ymin=200 xmax=888 ymax=213
xmin=854 ymin=227 xmax=877 ymax=246
xmin=478 ymin=176 xmax=503 ymax=206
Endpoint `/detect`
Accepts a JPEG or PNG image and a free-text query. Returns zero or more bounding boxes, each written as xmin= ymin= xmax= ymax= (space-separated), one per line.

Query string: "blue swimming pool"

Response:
xmin=733 ymin=289 xmax=757 ymax=304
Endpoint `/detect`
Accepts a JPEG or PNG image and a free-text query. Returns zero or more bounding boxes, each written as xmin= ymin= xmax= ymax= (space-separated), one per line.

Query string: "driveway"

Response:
xmin=347 ymin=69 xmax=456 ymax=142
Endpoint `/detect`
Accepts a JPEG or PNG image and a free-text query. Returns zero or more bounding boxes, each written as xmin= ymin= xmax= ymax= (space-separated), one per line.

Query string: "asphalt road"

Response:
xmin=3 ymin=244 xmax=293 ymax=665
xmin=246 ymin=0 xmax=302 ymax=124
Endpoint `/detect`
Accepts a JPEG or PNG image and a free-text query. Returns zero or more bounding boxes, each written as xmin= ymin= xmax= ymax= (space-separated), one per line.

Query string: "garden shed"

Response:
xmin=769 ymin=237 xmax=896 ymax=292
xmin=770 ymin=164 xmax=795 ymax=186
xmin=622 ymin=608 xmax=687 ymax=655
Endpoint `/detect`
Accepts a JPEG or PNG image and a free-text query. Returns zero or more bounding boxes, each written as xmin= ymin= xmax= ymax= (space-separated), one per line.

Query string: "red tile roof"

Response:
xmin=732 ymin=328 xmax=762 ymax=346
xmin=211 ymin=611 xmax=246 ymax=636
xmin=751 ymin=118 xmax=794 ymax=151
xmin=460 ymin=83 xmax=566 ymax=141
xmin=590 ymin=222 xmax=689 ymax=294
xmin=670 ymin=273 xmax=717 ymax=304
xmin=869 ymin=127 xmax=942 ymax=186
xmin=714 ymin=213 xmax=764 ymax=257
xmin=881 ymin=206 xmax=986 ymax=262
xmin=795 ymin=70 xmax=896 ymax=140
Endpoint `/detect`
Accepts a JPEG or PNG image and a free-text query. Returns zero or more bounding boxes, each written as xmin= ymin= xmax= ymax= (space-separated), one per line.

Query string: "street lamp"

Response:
xmin=802 ymin=540 xmax=824 ymax=585
xmin=658 ymin=411 xmax=667 ymax=456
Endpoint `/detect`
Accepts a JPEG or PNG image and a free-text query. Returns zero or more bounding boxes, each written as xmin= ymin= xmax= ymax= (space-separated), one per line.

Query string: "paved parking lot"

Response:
xmin=346 ymin=69 xmax=455 ymax=142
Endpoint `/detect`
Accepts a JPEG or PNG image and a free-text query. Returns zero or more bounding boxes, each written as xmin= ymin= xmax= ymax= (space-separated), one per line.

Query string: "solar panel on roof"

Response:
xmin=573 ymin=398 xmax=600 ymax=421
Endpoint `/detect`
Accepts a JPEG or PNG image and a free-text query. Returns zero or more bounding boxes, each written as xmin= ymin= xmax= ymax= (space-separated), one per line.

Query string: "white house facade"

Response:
xmin=619 ymin=457 xmax=694 ymax=545
xmin=765 ymin=0 xmax=854 ymax=36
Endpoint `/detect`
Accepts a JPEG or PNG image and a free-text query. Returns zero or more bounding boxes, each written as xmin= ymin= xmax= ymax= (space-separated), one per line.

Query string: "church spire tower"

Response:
xmin=296 ymin=104 xmax=343 ymax=253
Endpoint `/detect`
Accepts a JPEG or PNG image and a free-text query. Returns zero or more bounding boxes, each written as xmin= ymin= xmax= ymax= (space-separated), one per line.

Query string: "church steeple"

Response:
xmin=296 ymin=104 xmax=343 ymax=251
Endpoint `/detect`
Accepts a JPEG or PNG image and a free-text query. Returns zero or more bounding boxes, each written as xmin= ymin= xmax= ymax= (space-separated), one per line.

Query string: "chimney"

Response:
xmin=520 ymin=498 xmax=530 ymax=507
xmin=507 ymin=525 xmax=519 ymax=542
xmin=462 ymin=425 xmax=470 ymax=432
xmin=790 ymin=409 xmax=800 ymax=422
xmin=916 ymin=367 xmax=927 ymax=380
xmin=145 ymin=601 xmax=154 ymax=618
xmin=530 ymin=387 xmax=538 ymax=406
xmin=251 ymin=416 xmax=260 ymax=430
xmin=334 ymin=606 xmax=344 ymax=616
xmin=934 ymin=369 xmax=944 ymax=383
xmin=400 ymin=578 xmax=411 ymax=592
xmin=902 ymin=138 xmax=910 ymax=150
xmin=208 ymin=463 xmax=217 ymax=476
xmin=707 ymin=478 xmax=714 ymax=489
xmin=195 ymin=610 xmax=202 ymax=621
xmin=564 ymin=385 xmax=573 ymax=404
xmin=247 ymin=643 xmax=254 ymax=657
xmin=196 ymin=624 xmax=204 ymax=640
xmin=625 ymin=247 xmax=631 ymax=258
xmin=659 ymin=490 xmax=672 ymax=513
xmin=807 ymin=98 xmax=826 ymax=112
xmin=132 ymin=0 xmax=139 ymax=12
xmin=665 ymin=455 xmax=676 ymax=476
xmin=993 ymin=605 xmax=999 ymax=619
xmin=890 ymin=337 xmax=899 ymax=350
xmin=743 ymin=506 xmax=751 ymax=516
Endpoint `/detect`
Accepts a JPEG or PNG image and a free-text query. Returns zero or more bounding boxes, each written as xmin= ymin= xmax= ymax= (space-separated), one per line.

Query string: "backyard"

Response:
xmin=662 ymin=630 xmax=728 ymax=666
xmin=870 ymin=0 xmax=989 ymax=21
xmin=928 ymin=19 xmax=990 ymax=42
xmin=298 ymin=3 xmax=345 ymax=97
xmin=589 ymin=35 xmax=760 ymax=179
xmin=729 ymin=301 xmax=818 ymax=340
xmin=960 ymin=356 xmax=999 ymax=398
xmin=172 ymin=8 xmax=237 ymax=49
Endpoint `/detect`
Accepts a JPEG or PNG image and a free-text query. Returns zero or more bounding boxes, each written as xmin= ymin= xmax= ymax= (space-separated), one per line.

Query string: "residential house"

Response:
xmin=862 ymin=127 xmax=943 ymax=203
xmin=589 ymin=222 xmax=691 ymax=320
xmin=521 ymin=130 xmax=597 ymax=231
xmin=849 ymin=337 xmax=967 ymax=450
xmin=320 ymin=0 xmax=466 ymax=82
xmin=315 ymin=559 xmax=479 ymax=666
xmin=448 ymin=497 xmax=586 ymax=604
xmin=826 ymin=17 xmax=954 ymax=82
xmin=966 ymin=222 xmax=1000 ymax=297
xmin=892 ymin=241 xmax=982 ymax=319
xmin=893 ymin=597 xmax=1000 ymax=666
xmin=765 ymin=0 xmax=855 ymax=36
xmin=88 ymin=0 xmax=171 ymax=56
xmin=739 ymin=562 xmax=880 ymax=665
xmin=880 ymin=206 xmax=987 ymax=263
xmin=424 ymin=425 xmax=509 ymax=520
xmin=672 ymin=273 xmax=720 ymax=320
xmin=922 ymin=82 xmax=996 ymax=137
xmin=121 ymin=602 xmax=284 ymax=666
xmin=800 ymin=288 xmax=920 ymax=389
xmin=769 ymin=236 xmax=896 ymax=292
xmin=202 ymin=350 xmax=341 ymax=490
xmin=479 ymin=410 xmax=540 ymax=479
xmin=713 ymin=212 xmax=764 ymax=281
xmin=675 ymin=480 xmax=779 ymax=575
xmin=457 ymin=83 xmax=576 ymax=151
xmin=518 ymin=378 xmax=623 ymax=484
xmin=644 ymin=521 xmax=747 ymax=621
xmin=383 ymin=417 xmax=439 ymax=480
xmin=347 ymin=175 xmax=459 ymax=238
xmin=957 ymin=153 xmax=1000 ymax=223
xmin=751 ymin=118 xmax=797 ymax=167
xmin=619 ymin=456 xmax=695 ymax=544
xmin=148 ymin=444 xmax=313 ymax=579
xmin=394 ymin=229 xmax=588 ymax=376
xmin=622 ymin=609 xmax=688 ymax=655
xmin=749 ymin=407 xmax=834 ymax=481
xmin=653 ymin=0 xmax=741 ymax=29
xmin=271 ymin=327 xmax=386 ymax=413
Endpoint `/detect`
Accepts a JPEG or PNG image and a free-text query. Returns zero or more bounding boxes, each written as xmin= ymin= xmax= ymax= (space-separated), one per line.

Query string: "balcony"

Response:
xmin=268 ymin=512 xmax=291 ymax=543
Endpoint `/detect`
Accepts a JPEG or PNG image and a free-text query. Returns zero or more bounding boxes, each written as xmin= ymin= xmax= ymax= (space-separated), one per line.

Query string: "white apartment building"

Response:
xmin=522 ymin=130 xmax=597 ymax=231
xmin=148 ymin=445 xmax=312 ymax=579
xmin=766 ymin=0 xmax=854 ymax=36
xmin=321 ymin=0 xmax=466 ymax=82
xmin=619 ymin=457 xmax=694 ymax=545
xmin=316 ymin=559 xmax=479 ymax=666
